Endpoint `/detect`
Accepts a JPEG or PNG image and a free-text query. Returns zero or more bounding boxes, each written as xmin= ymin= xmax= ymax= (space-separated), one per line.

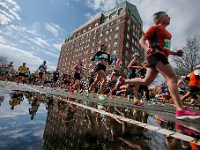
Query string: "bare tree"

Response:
xmin=0 ymin=56 xmax=7 ymax=64
xmin=171 ymin=37 xmax=200 ymax=78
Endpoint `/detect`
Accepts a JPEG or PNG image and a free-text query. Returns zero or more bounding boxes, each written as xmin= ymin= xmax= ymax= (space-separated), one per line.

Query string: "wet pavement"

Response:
xmin=0 ymin=81 xmax=200 ymax=150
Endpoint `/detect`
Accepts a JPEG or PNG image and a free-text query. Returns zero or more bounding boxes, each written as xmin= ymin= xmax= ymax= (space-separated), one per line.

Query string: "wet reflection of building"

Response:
xmin=43 ymin=98 xmax=152 ymax=149
xmin=0 ymin=96 xmax=4 ymax=106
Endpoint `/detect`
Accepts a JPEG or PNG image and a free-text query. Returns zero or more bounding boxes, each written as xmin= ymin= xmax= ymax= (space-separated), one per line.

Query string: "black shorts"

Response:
xmin=127 ymin=73 xmax=136 ymax=79
xmin=19 ymin=73 xmax=26 ymax=77
xmin=147 ymin=53 xmax=169 ymax=68
xmin=64 ymin=80 xmax=71 ymax=85
xmin=188 ymin=86 xmax=200 ymax=93
xmin=191 ymin=93 xmax=198 ymax=99
xmin=94 ymin=63 xmax=106 ymax=72
xmin=74 ymin=72 xmax=81 ymax=80
xmin=53 ymin=77 xmax=58 ymax=82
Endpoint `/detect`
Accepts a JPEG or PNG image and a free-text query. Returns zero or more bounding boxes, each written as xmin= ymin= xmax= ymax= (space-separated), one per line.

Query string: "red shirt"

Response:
xmin=144 ymin=24 xmax=172 ymax=58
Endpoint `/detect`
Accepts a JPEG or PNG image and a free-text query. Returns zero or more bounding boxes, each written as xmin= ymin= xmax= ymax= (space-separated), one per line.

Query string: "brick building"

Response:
xmin=58 ymin=1 xmax=143 ymax=77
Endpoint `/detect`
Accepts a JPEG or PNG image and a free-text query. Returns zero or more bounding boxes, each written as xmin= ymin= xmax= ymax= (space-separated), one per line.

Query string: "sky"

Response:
xmin=0 ymin=0 xmax=200 ymax=72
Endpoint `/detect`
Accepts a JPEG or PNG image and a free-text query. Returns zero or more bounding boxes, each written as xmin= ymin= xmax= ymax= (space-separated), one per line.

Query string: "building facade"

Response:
xmin=58 ymin=1 xmax=144 ymax=77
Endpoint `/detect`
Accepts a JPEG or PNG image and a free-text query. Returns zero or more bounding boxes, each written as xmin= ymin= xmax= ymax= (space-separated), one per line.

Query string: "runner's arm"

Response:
xmin=90 ymin=51 xmax=101 ymax=61
xmin=169 ymin=49 xmax=183 ymax=56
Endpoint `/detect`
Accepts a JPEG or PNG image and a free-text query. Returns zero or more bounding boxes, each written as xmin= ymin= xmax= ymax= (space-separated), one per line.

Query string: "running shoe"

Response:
xmin=176 ymin=123 xmax=200 ymax=137
xmin=148 ymin=99 xmax=157 ymax=105
xmin=176 ymin=107 xmax=200 ymax=119
xmin=115 ymin=76 xmax=125 ymax=90
xmin=69 ymin=86 xmax=74 ymax=94
xmin=133 ymin=98 xmax=144 ymax=105
xmin=98 ymin=94 xmax=106 ymax=101
xmin=133 ymin=101 xmax=144 ymax=105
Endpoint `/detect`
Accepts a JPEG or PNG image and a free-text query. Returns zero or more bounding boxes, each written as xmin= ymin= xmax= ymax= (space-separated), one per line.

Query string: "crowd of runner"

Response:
xmin=0 ymin=11 xmax=200 ymax=120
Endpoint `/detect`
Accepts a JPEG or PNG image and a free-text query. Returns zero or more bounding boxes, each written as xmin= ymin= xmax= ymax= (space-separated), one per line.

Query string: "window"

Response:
xmin=132 ymin=38 xmax=134 ymax=44
xmin=112 ymin=50 xmax=117 ymax=55
xmin=115 ymin=26 xmax=119 ymax=31
xmin=95 ymin=23 xmax=98 ymax=26
xmin=132 ymin=31 xmax=135 ymax=37
xmin=125 ymin=52 xmax=128 ymax=58
xmin=114 ymin=33 xmax=119 ymax=39
xmin=126 ymin=42 xmax=129 ymax=48
xmin=110 ymin=12 xmax=116 ymax=19
xmin=127 ymin=34 xmax=130 ymax=40
xmin=116 ymin=19 xmax=120 ymax=23
xmin=139 ymin=23 xmax=142 ymax=28
xmin=127 ymin=26 xmax=130 ymax=32
xmin=133 ymin=24 xmax=135 ymax=29
xmin=118 ymin=8 xmax=123 ymax=15
xmin=132 ymin=47 xmax=134 ymax=52
xmin=128 ymin=19 xmax=131 ymax=24
xmin=114 ymin=42 xmax=118 ymax=47
xmin=105 ymin=16 xmax=109 ymax=21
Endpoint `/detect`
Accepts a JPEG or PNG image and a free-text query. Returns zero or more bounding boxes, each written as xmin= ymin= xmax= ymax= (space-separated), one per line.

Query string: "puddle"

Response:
xmin=0 ymin=90 xmax=199 ymax=150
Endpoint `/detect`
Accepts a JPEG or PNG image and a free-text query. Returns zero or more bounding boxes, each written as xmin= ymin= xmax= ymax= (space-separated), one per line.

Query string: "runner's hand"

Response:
xmin=145 ymin=48 xmax=153 ymax=54
xmin=176 ymin=50 xmax=184 ymax=56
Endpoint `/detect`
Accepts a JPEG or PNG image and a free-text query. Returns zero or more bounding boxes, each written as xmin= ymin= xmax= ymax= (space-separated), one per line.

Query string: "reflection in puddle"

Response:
xmin=0 ymin=90 xmax=199 ymax=149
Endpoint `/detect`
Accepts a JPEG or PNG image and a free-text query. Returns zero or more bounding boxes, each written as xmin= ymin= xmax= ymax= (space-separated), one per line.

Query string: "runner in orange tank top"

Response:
xmin=113 ymin=11 xmax=200 ymax=120
xmin=181 ymin=64 xmax=200 ymax=104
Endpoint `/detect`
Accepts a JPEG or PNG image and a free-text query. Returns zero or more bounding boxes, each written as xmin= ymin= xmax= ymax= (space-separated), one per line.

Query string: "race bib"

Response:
xmin=164 ymin=39 xmax=171 ymax=50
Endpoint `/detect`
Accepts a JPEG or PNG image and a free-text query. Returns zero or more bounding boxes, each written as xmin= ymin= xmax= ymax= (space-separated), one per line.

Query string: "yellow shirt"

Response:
xmin=19 ymin=66 xmax=27 ymax=73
